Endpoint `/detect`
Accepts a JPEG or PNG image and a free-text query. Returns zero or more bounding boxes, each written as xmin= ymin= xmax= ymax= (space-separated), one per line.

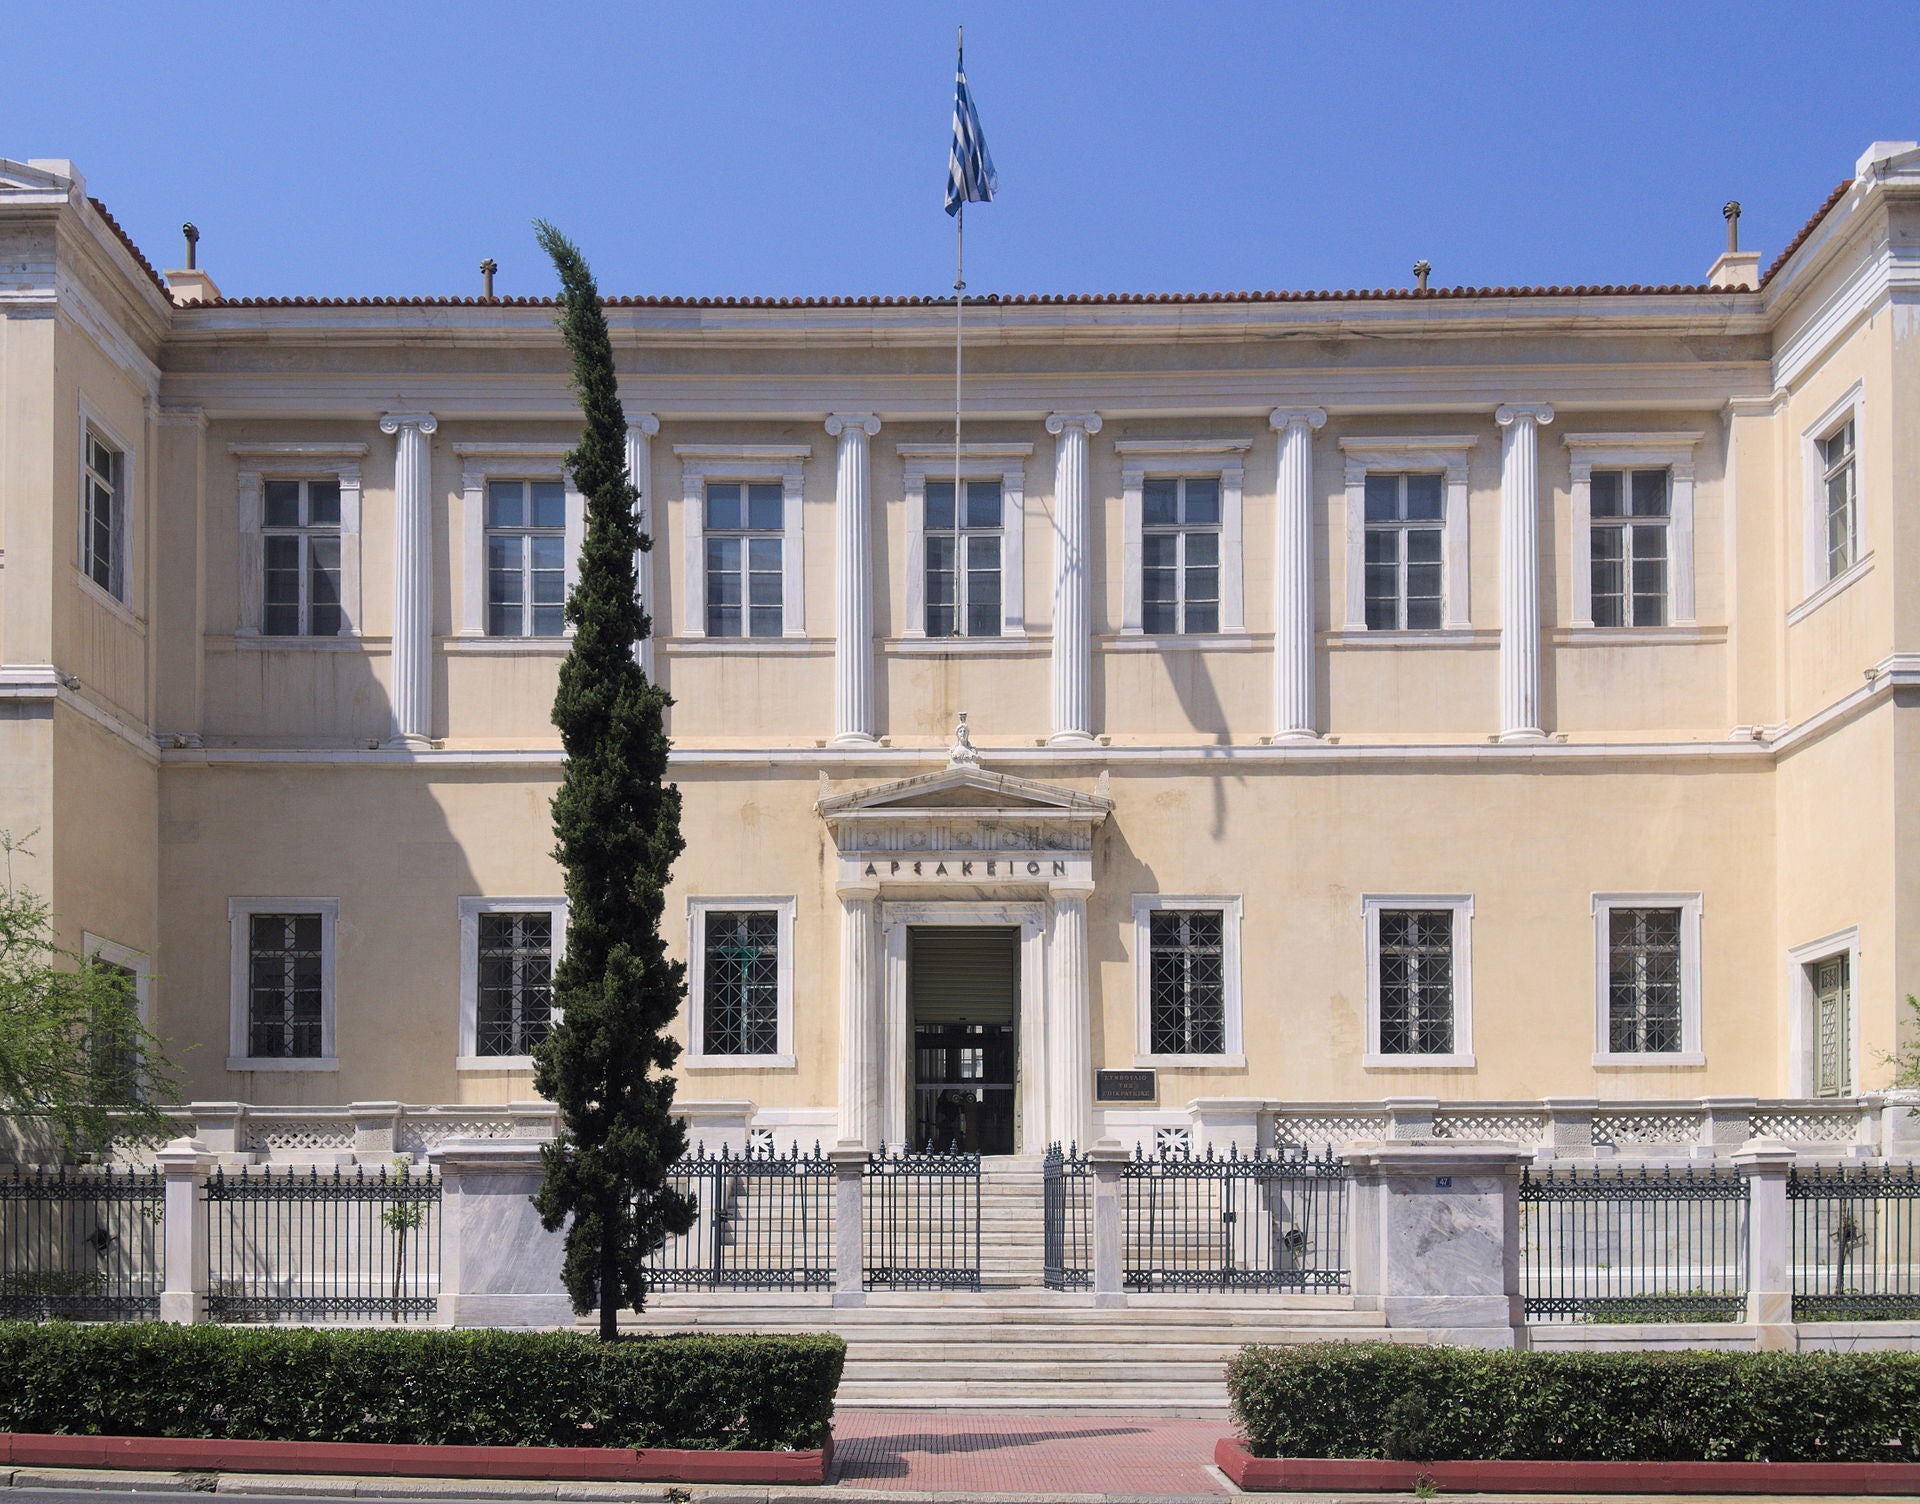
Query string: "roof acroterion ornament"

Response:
xmin=947 ymin=711 xmax=981 ymax=770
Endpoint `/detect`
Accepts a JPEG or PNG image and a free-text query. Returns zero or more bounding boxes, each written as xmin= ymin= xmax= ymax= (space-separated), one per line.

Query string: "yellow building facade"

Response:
xmin=3 ymin=143 xmax=1919 ymax=1162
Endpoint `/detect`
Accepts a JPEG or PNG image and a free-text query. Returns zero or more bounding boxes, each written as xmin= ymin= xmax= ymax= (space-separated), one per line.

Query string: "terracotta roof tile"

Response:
xmin=87 ymin=197 xmax=172 ymax=299
xmin=1759 ymin=180 xmax=1852 ymax=286
xmin=177 ymin=281 xmax=1741 ymax=312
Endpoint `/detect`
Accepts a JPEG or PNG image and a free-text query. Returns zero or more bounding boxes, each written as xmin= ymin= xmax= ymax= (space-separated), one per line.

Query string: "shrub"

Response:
xmin=0 ymin=1323 xmax=843 ymax=1451
xmin=1229 ymin=1342 xmax=1920 ymax=1463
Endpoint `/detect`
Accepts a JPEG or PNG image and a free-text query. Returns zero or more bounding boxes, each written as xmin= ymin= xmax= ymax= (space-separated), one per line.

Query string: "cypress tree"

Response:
xmin=530 ymin=222 xmax=694 ymax=1340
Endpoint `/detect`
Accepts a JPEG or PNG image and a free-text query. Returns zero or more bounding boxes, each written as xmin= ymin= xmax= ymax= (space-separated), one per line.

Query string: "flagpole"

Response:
xmin=952 ymin=27 xmax=965 ymax=539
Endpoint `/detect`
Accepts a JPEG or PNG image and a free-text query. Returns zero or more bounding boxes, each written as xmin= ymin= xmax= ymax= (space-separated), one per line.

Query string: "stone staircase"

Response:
xmin=624 ymin=1288 xmax=1411 ymax=1413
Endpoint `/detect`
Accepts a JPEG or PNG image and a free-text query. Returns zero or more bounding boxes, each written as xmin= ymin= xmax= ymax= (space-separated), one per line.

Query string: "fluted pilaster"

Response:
xmin=1495 ymin=403 xmax=1553 ymax=741
xmin=837 ymin=884 xmax=882 ymax=1149
xmin=1270 ymin=407 xmax=1326 ymax=741
xmin=1046 ymin=412 xmax=1102 ymax=746
xmin=827 ymin=414 xmax=881 ymax=746
xmin=623 ymin=409 xmax=660 ymax=679
xmin=1047 ymin=884 xmax=1094 ymax=1147
xmin=380 ymin=411 xmax=437 ymax=749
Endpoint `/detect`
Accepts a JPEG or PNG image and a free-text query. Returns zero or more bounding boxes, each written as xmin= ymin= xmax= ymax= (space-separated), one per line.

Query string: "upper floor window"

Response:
xmin=1132 ymin=895 xmax=1243 ymax=1065
xmin=1363 ymin=895 xmax=1474 ymax=1068
xmin=262 ymin=479 xmax=344 ymax=636
xmin=1591 ymin=893 xmax=1702 ymax=1066
xmin=1142 ymin=476 xmax=1220 ymax=634
xmin=487 ymin=480 xmax=567 ymax=637
xmin=1821 ymin=419 xmax=1858 ymax=581
xmin=1589 ymin=468 xmax=1668 ymax=628
xmin=705 ymin=482 xmax=784 ymax=638
xmin=1363 ymin=473 xmax=1443 ymax=630
xmin=925 ymin=479 xmax=1003 ymax=638
xmin=82 ymin=426 xmax=126 ymax=601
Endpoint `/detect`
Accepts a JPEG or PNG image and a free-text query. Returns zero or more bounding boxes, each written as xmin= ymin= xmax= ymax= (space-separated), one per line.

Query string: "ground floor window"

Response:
xmin=458 ymin=898 xmax=565 ymax=1068
xmin=1364 ymin=895 xmax=1474 ymax=1068
xmin=1591 ymin=893 xmax=1703 ymax=1066
xmin=1132 ymin=896 xmax=1243 ymax=1065
xmin=686 ymin=897 xmax=795 ymax=1067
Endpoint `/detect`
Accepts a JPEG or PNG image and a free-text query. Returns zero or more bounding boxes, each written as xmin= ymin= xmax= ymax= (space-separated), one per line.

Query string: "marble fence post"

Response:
xmin=830 ymin=1142 xmax=868 ymax=1307
xmin=431 ymin=1140 xmax=573 ymax=1327
xmin=1733 ymin=1139 xmax=1796 ymax=1350
xmin=157 ymin=1137 xmax=213 ymax=1324
xmin=1088 ymin=1139 xmax=1129 ymax=1307
xmin=1344 ymin=1140 xmax=1531 ymax=1347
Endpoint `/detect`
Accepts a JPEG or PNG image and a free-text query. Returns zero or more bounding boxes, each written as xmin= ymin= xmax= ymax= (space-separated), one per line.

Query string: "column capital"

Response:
xmin=826 ymin=413 xmax=881 ymax=438
xmin=1494 ymin=403 xmax=1554 ymax=428
xmin=1269 ymin=406 xmax=1327 ymax=432
xmin=836 ymin=878 xmax=882 ymax=901
xmin=622 ymin=409 xmax=660 ymax=436
xmin=1049 ymin=878 xmax=1097 ymax=901
xmin=379 ymin=411 xmax=438 ymax=435
xmin=1045 ymin=411 xmax=1103 ymax=436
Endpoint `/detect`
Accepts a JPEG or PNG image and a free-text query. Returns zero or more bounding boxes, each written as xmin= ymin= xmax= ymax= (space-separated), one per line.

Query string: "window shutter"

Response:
xmin=908 ymin=927 xmax=1019 ymax=1025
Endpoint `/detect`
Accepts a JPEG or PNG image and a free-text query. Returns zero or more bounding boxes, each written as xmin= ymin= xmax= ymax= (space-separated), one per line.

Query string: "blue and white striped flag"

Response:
xmin=945 ymin=57 xmax=998 ymax=216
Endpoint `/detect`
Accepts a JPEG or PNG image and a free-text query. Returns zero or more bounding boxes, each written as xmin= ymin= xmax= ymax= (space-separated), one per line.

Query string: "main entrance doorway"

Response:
xmin=908 ymin=926 xmax=1019 ymax=1154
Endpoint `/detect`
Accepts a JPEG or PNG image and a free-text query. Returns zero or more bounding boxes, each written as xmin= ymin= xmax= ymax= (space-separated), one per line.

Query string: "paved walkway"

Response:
xmin=829 ymin=1412 xmax=1226 ymax=1497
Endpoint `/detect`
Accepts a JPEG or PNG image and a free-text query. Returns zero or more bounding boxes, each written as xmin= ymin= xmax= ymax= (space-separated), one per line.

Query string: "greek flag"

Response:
xmin=945 ymin=59 xmax=998 ymax=216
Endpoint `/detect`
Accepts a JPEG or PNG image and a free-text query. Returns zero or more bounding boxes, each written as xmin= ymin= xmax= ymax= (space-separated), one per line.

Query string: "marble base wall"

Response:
xmin=432 ymin=1139 xmax=575 ymax=1328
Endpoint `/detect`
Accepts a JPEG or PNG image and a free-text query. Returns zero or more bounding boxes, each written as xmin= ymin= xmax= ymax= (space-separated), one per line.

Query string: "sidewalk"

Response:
xmin=831 ymin=1411 xmax=1224 ymax=1496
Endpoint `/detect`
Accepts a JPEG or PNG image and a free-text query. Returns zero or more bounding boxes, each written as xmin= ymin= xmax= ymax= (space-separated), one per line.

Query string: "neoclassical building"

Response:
xmin=3 ymin=141 xmax=1918 ymax=1160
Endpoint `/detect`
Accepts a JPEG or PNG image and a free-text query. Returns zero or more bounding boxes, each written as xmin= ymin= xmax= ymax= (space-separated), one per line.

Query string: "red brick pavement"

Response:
xmin=829 ymin=1411 xmax=1228 ymax=1497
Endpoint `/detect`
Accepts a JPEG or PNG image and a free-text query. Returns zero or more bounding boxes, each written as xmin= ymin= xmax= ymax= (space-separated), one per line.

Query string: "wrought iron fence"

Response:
xmin=1122 ymin=1145 xmax=1348 ymax=1293
xmin=207 ymin=1163 xmax=439 ymax=1323
xmin=1043 ymin=1144 xmax=1091 ymax=1289
xmin=863 ymin=1148 xmax=980 ymax=1291
xmin=1790 ymin=1162 xmax=1920 ymax=1321
xmin=0 ymin=1165 xmax=164 ymax=1320
xmin=1520 ymin=1164 xmax=1748 ymax=1322
xmin=643 ymin=1143 xmax=834 ymax=1290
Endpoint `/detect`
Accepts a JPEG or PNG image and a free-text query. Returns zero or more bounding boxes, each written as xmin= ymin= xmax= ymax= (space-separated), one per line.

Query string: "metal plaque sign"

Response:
xmin=1095 ymin=1069 xmax=1157 ymax=1103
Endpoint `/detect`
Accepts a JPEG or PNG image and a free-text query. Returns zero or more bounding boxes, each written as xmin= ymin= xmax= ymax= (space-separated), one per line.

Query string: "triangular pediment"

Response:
xmin=818 ymin=765 xmax=1111 ymax=819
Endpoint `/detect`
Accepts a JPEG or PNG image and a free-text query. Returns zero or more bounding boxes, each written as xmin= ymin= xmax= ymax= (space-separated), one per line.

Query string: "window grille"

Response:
xmin=262 ymin=479 xmax=344 ymax=636
xmin=705 ymin=482 xmax=783 ymax=637
xmin=475 ymin=912 xmax=553 ymax=1057
xmin=1363 ymin=472 xmax=1443 ymax=630
xmin=703 ymin=910 xmax=780 ymax=1055
xmin=1148 ymin=909 xmax=1225 ymax=1054
xmin=1141 ymin=477 xmax=1220 ymax=634
xmin=86 ymin=959 xmax=140 ymax=1106
xmin=1608 ymin=906 xmax=1683 ymax=1053
xmin=1590 ymin=468 xmax=1669 ymax=627
xmin=1813 ymin=953 xmax=1851 ymax=1098
xmin=486 ymin=479 xmax=566 ymax=637
xmin=1822 ymin=419 xmax=1857 ymax=580
xmin=82 ymin=428 xmax=124 ymax=599
xmin=924 ymin=479 xmax=1002 ymax=637
xmin=1377 ymin=908 xmax=1454 ymax=1054
xmin=248 ymin=914 xmax=324 ymax=1059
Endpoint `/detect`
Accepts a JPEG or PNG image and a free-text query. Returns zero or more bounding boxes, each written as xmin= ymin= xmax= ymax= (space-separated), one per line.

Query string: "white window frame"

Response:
xmin=458 ymin=896 xmax=567 ymax=1071
xmin=232 ymin=445 xmax=368 ymax=639
xmin=82 ymin=934 xmax=151 ymax=1026
xmin=452 ymin=445 xmax=585 ymax=640
xmin=675 ymin=446 xmax=810 ymax=640
xmin=1362 ymin=894 xmax=1475 ymax=1069
xmin=1131 ymin=894 xmax=1245 ymax=1068
xmin=1798 ymin=383 xmax=1868 ymax=606
xmin=1339 ymin=438 xmax=1474 ymax=631
xmin=1116 ymin=441 xmax=1250 ymax=638
xmin=227 ymin=898 xmax=340 ymax=1072
xmin=77 ymin=400 xmax=137 ymax=615
xmin=1563 ymin=433 xmax=1701 ymax=630
xmin=899 ymin=443 xmax=1031 ymax=641
xmin=1591 ymin=892 xmax=1704 ymax=1067
xmin=1786 ymin=926 xmax=1861 ymax=1099
xmin=685 ymin=896 xmax=796 ymax=1068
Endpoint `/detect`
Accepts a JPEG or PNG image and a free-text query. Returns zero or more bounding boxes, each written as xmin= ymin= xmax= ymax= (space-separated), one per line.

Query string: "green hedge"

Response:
xmin=1230 ymin=1342 xmax=1920 ymax=1462
xmin=0 ymin=1324 xmax=843 ymax=1451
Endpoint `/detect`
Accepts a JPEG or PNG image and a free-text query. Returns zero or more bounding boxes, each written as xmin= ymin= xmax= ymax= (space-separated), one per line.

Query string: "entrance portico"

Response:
xmin=819 ymin=731 xmax=1112 ymax=1153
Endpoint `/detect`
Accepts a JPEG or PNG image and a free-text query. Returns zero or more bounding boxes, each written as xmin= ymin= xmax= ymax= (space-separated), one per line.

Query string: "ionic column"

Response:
xmin=1047 ymin=882 xmax=1095 ymax=1147
xmin=1046 ymin=412 xmax=1102 ymax=746
xmin=837 ymin=882 xmax=882 ymax=1149
xmin=623 ymin=409 xmax=661 ymax=679
xmin=827 ymin=414 xmax=881 ymax=747
xmin=380 ymin=412 xmax=438 ymax=748
xmin=1494 ymin=403 xmax=1553 ymax=742
xmin=1270 ymin=407 xmax=1326 ymax=741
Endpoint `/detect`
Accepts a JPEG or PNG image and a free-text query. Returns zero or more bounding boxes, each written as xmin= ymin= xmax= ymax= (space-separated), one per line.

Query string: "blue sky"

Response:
xmin=4 ymin=1 xmax=1914 ymax=301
